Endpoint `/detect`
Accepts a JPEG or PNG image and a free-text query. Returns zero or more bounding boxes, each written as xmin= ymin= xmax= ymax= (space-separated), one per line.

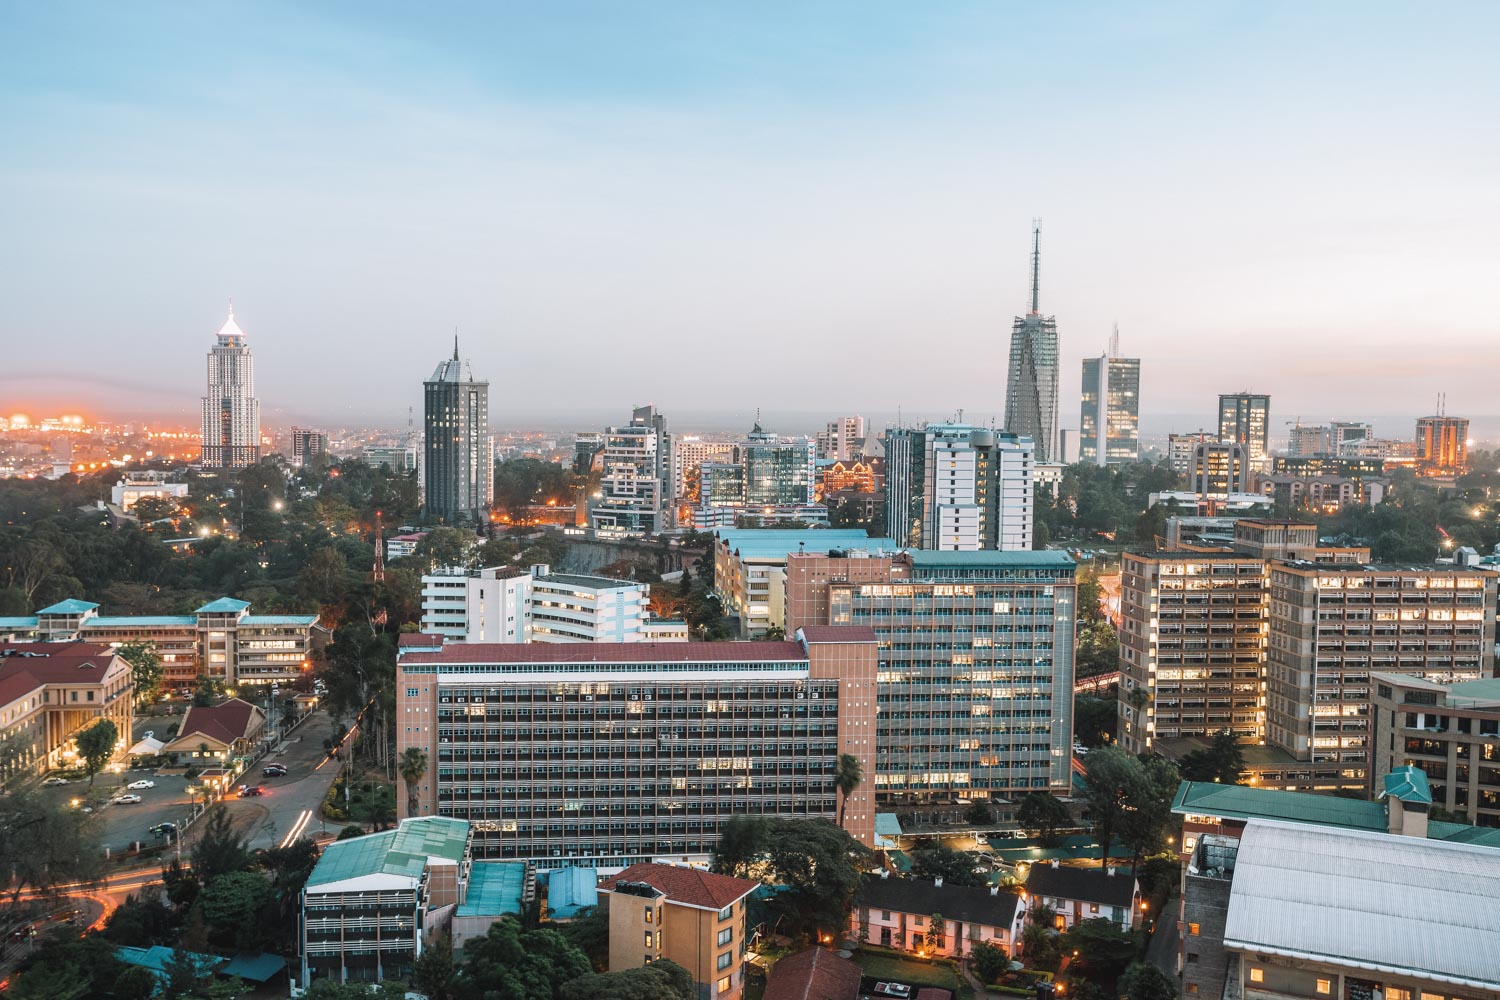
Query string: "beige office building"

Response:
xmin=1370 ymin=672 xmax=1500 ymax=827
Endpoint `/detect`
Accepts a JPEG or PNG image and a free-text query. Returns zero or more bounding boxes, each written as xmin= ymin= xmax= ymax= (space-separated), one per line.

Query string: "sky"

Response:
xmin=2 ymin=2 xmax=1499 ymax=438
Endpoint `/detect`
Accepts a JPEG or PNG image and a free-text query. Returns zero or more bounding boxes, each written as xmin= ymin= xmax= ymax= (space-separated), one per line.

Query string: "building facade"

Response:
xmin=850 ymin=874 xmax=1026 ymax=959
xmin=290 ymin=427 xmax=328 ymax=467
xmin=673 ymin=437 xmax=736 ymax=501
xmin=784 ymin=549 xmax=1077 ymax=813
xmin=1217 ymin=393 xmax=1270 ymax=465
xmin=0 ymin=641 xmax=133 ymax=779
xmin=817 ymin=415 xmax=868 ymax=462
xmin=884 ymin=424 xmax=1034 ymax=552
xmin=1191 ymin=440 xmax=1251 ymax=497
xmin=1005 ymin=226 xmax=1060 ymax=462
xmin=1416 ymin=414 xmax=1470 ymax=476
xmin=421 ymin=566 xmax=534 ymax=642
xmin=199 ymin=304 xmax=261 ymax=470
xmin=423 ymin=341 xmax=493 ymax=522
xmin=1080 ymin=338 xmax=1140 ymax=466
xmin=740 ymin=424 xmax=815 ymax=508
xmin=1370 ymin=672 xmax=1500 ymax=827
xmin=396 ymin=628 xmax=880 ymax=865
xmin=591 ymin=405 xmax=672 ymax=535
xmin=110 ymin=472 xmax=188 ymax=513
xmin=530 ymin=569 xmax=651 ymax=643
xmin=712 ymin=528 xmax=898 ymax=639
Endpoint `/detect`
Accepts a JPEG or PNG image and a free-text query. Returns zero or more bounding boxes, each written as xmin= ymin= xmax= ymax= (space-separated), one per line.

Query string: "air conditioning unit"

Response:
xmin=586 ymin=696 xmax=594 ymax=702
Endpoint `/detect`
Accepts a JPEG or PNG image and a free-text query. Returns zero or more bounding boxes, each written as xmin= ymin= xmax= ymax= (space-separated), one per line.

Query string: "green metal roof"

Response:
xmin=714 ymin=528 xmax=898 ymax=560
xmin=241 ymin=614 xmax=319 ymax=625
xmin=908 ymin=549 xmax=1075 ymax=568
xmin=1173 ymin=780 xmax=1388 ymax=831
xmin=37 ymin=599 xmax=99 ymax=615
xmin=196 ymin=597 xmax=251 ymax=614
xmin=0 ymin=617 xmax=39 ymax=629
xmin=306 ymin=817 xmax=469 ymax=888
xmin=875 ymin=813 xmax=903 ymax=838
xmin=86 ymin=615 xmax=196 ymax=627
xmin=545 ymin=865 xmax=598 ymax=919
xmin=457 ymin=860 xmax=527 ymax=917
xmin=1380 ymin=766 xmax=1433 ymax=805
xmin=1444 ymin=677 xmax=1500 ymax=703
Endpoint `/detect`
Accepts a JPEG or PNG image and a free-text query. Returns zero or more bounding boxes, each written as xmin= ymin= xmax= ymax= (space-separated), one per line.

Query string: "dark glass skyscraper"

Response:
xmin=1005 ymin=224 xmax=1059 ymax=461
xmin=423 ymin=339 xmax=492 ymax=523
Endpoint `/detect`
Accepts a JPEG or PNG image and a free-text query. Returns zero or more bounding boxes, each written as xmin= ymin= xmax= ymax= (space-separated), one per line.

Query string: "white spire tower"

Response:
xmin=200 ymin=301 xmax=262 ymax=469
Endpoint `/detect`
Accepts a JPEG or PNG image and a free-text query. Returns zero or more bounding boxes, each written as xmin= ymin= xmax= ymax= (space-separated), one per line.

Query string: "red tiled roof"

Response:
xmin=598 ymin=864 xmax=757 ymax=910
xmin=916 ymin=989 xmax=954 ymax=1000
xmin=796 ymin=626 xmax=879 ymax=643
xmin=397 ymin=633 xmax=446 ymax=648
xmin=402 ymin=641 xmax=808 ymax=665
xmin=0 ymin=642 xmax=119 ymax=706
xmin=172 ymin=698 xmax=264 ymax=747
xmin=764 ymin=947 xmax=861 ymax=1000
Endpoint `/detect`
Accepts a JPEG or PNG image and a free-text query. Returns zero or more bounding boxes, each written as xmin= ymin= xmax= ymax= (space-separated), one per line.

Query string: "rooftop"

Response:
xmin=306 ymin=817 xmax=470 ymax=891
xmin=545 ymin=865 xmax=599 ymax=920
xmin=1222 ymin=819 xmax=1500 ymax=990
xmin=855 ymin=875 xmax=1023 ymax=928
xmin=0 ymin=641 xmax=123 ymax=706
xmin=195 ymin=597 xmax=251 ymax=614
xmin=1380 ymin=765 xmax=1433 ymax=805
xmin=37 ymin=599 xmax=99 ymax=615
xmin=907 ymin=549 xmax=1075 ymax=569
xmin=169 ymin=698 xmax=264 ymax=748
xmin=715 ymin=528 xmax=897 ymax=561
xmin=1373 ymin=671 xmax=1500 ymax=707
xmin=599 ymin=863 xmax=757 ymax=911
xmin=797 ymin=625 xmax=879 ymax=644
xmin=1024 ymin=862 xmax=1137 ymax=908
xmin=533 ymin=572 xmax=641 ymax=591
xmin=401 ymin=640 xmax=809 ymax=667
xmin=456 ymin=860 xmax=527 ymax=917
xmin=764 ymin=947 xmax=862 ymax=1000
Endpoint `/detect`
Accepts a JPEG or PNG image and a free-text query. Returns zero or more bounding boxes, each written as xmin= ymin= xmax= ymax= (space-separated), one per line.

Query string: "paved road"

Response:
xmin=213 ymin=710 xmax=345 ymax=849
xmin=1144 ymin=889 xmax=1181 ymax=980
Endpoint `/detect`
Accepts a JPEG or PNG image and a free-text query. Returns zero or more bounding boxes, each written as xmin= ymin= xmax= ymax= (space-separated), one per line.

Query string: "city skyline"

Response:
xmin=4 ymin=4 xmax=1500 ymax=426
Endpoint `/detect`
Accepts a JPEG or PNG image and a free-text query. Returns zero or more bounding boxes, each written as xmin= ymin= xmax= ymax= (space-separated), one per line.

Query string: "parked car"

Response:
xmin=41 ymin=777 xmax=68 ymax=787
xmin=149 ymin=822 xmax=177 ymax=839
xmin=262 ymin=764 xmax=288 ymax=777
xmin=113 ymin=794 xmax=143 ymax=804
xmin=127 ymin=780 xmax=155 ymax=790
xmin=241 ymin=785 xmax=264 ymax=797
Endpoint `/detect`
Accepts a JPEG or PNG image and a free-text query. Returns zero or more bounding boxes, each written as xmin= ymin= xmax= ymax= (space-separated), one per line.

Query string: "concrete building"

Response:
xmin=1167 ymin=433 xmax=1203 ymax=477
xmin=289 ymin=427 xmax=328 ymax=468
xmin=361 ymin=445 xmax=418 ymax=474
xmin=598 ymin=864 xmax=758 ymax=1000
xmin=199 ymin=304 xmax=261 ymax=470
xmin=817 ymin=415 xmax=868 ymax=463
xmin=673 ymin=437 xmax=736 ymax=501
xmin=1370 ymin=672 xmax=1500 ymax=827
xmin=1266 ymin=562 xmax=1498 ymax=788
xmin=1191 ymin=440 xmax=1251 ymax=497
xmin=1117 ymin=551 xmax=1268 ymax=754
xmin=395 ymin=627 xmax=880 ymax=865
xmin=591 ymin=405 xmax=672 ymax=536
xmin=784 ymin=549 xmax=1078 ymax=814
xmin=385 ymin=531 xmax=429 ymax=562
xmin=0 ymin=641 xmax=133 ymax=779
xmin=419 ymin=565 xmax=656 ymax=644
xmin=300 ymin=817 xmax=473 ymax=987
xmin=699 ymin=462 xmax=747 ymax=508
xmin=423 ymin=340 xmax=492 ymax=523
xmin=0 ymin=596 xmax=328 ymax=689
xmin=1416 ymin=414 xmax=1470 ymax=476
xmin=850 ymin=873 xmax=1027 ymax=959
xmin=884 ymin=424 xmax=1034 ymax=552
xmin=1255 ymin=473 xmax=1388 ymax=512
xmin=110 ymin=472 xmax=188 ymax=513
xmin=1005 ymin=225 xmax=1060 ymax=461
xmin=1217 ymin=393 xmax=1270 ymax=465
xmin=530 ymin=569 xmax=650 ymax=643
xmin=1079 ymin=331 xmax=1140 ymax=466
xmin=420 ymin=566 xmax=533 ymax=643
xmin=1286 ymin=421 xmax=1372 ymax=458
xmin=711 ymin=528 xmax=899 ymax=639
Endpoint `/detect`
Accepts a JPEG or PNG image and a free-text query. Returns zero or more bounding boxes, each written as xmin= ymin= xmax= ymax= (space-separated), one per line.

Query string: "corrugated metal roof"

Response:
xmin=456 ymin=861 xmax=526 ymax=917
xmin=714 ymin=528 xmax=897 ymax=561
xmin=907 ymin=550 xmax=1075 ymax=568
xmin=306 ymin=817 xmax=469 ymax=888
xmin=1223 ymin=820 xmax=1500 ymax=990
xmin=241 ymin=614 xmax=319 ymax=625
xmin=86 ymin=616 xmax=196 ymax=627
xmin=37 ymin=599 xmax=99 ymax=615
xmin=1380 ymin=765 xmax=1433 ymax=804
xmin=195 ymin=597 xmax=250 ymax=614
xmin=546 ymin=865 xmax=599 ymax=919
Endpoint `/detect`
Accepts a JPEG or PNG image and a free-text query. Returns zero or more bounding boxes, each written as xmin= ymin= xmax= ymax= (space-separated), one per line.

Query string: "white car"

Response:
xmin=127 ymin=780 xmax=155 ymax=790
xmin=113 ymin=794 xmax=143 ymax=804
xmin=42 ymin=777 xmax=69 ymax=787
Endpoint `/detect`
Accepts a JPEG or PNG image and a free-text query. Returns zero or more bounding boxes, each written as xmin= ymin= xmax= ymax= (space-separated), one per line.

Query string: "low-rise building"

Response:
xmin=0 ymin=641 xmax=133 ymax=779
xmin=543 ymin=865 xmax=599 ymax=922
xmin=386 ymin=531 xmax=429 ymax=562
xmin=763 ymin=947 xmax=861 ymax=1000
xmin=1022 ymin=860 xmax=1141 ymax=931
xmin=450 ymin=859 xmax=531 ymax=951
xmin=599 ymin=863 xmax=758 ymax=1000
xmin=162 ymin=697 xmax=266 ymax=763
xmin=110 ymin=472 xmax=188 ymax=513
xmin=849 ymin=873 xmax=1027 ymax=958
xmin=418 ymin=564 xmax=656 ymax=644
xmin=530 ymin=568 xmax=650 ymax=643
xmin=1370 ymin=672 xmax=1500 ymax=827
xmin=299 ymin=817 xmax=473 ymax=988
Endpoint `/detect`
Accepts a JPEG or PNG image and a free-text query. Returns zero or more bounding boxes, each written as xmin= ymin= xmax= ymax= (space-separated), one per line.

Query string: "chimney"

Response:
xmin=1050 ymin=859 xmax=1059 ymax=869
xmin=934 ymin=877 xmax=943 ymax=887
xmin=1381 ymin=766 xmax=1432 ymax=839
xmin=989 ymin=886 xmax=999 ymax=896
xmin=880 ymin=869 xmax=890 ymax=880
xmin=1107 ymin=866 xmax=1115 ymax=877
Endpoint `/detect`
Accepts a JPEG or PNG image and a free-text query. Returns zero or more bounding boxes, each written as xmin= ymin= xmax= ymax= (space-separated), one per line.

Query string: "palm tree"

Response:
xmin=835 ymin=754 xmax=863 ymax=829
xmin=399 ymin=747 xmax=428 ymax=818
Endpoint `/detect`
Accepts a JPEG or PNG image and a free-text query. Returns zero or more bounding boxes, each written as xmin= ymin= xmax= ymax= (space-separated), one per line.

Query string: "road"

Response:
xmin=212 ymin=710 xmax=345 ymax=849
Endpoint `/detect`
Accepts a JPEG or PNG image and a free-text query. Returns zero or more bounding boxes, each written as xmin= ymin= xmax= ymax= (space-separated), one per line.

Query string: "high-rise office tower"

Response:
xmin=884 ymin=424 xmax=1033 ymax=551
xmin=1079 ymin=326 xmax=1140 ymax=466
xmin=1005 ymin=223 xmax=1059 ymax=461
xmin=1416 ymin=411 xmax=1469 ymax=476
xmin=740 ymin=422 xmax=815 ymax=507
xmin=289 ymin=427 xmax=328 ymax=468
xmin=199 ymin=304 xmax=261 ymax=470
xmin=423 ymin=338 xmax=493 ymax=523
xmin=590 ymin=405 xmax=672 ymax=535
xmin=816 ymin=415 xmax=868 ymax=462
xmin=1217 ymin=393 xmax=1271 ymax=464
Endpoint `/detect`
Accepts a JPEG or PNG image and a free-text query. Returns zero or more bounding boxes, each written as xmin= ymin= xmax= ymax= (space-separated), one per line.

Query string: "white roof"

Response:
xmin=128 ymin=736 xmax=164 ymax=754
xmin=1224 ymin=819 xmax=1500 ymax=990
xmin=217 ymin=306 xmax=246 ymax=340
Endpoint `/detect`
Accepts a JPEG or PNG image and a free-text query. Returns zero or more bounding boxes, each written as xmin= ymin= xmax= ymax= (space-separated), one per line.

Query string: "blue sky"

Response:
xmin=2 ymin=2 xmax=1498 ymax=435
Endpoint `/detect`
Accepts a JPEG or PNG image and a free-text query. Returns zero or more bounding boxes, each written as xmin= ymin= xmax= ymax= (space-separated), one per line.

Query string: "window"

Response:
xmin=1420 ymin=993 xmax=1443 ymax=1000
xmin=1186 ymin=985 xmax=1199 ymax=995
xmin=643 ymin=932 xmax=653 ymax=948
xmin=718 ymin=904 xmax=734 ymax=921
xmin=407 ymin=688 xmax=419 ymax=697
xmin=717 ymin=976 xmax=732 ymax=995
xmin=1249 ymin=969 xmax=1264 ymax=984
xmin=1387 ymin=991 xmax=1412 ymax=1000
xmin=1188 ymin=922 xmax=1200 ymax=935
xmin=717 ymin=951 xmax=733 ymax=971
xmin=1089 ymin=904 xmax=1100 ymax=914
xmin=644 ymin=907 xmax=653 ymax=924
xmin=717 ymin=927 xmax=733 ymax=947
xmin=1316 ymin=981 xmax=1331 ymax=996
xmin=1186 ymin=953 xmax=1199 ymax=963
xmin=882 ymin=910 xmax=892 ymax=920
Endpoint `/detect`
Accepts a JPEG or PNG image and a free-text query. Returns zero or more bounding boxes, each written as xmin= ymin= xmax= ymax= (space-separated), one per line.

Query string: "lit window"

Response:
xmin=644 ymin=907 xmax=653 ymax=924
xmin=1249 ymin=969 xmax=1264 ymax=984
xmin=1188 ymin=923 xmax=1200 ymax=935
xmin=644 ymin=931 xmax=653 ymax=948
xmin=1317 ymin=981 xmax=1331 ymax=995
xmin=717 ymin=976 xmax=732 ymax=994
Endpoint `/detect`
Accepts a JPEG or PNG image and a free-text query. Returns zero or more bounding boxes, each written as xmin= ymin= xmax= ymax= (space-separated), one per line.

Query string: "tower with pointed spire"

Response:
xmin=200 ymin=302 xmax=262 ymax=469
xmin=423 ymin=336 xmax=493 ymax=523
xmin=1004 ymin=222 xmax=1060 ymax=461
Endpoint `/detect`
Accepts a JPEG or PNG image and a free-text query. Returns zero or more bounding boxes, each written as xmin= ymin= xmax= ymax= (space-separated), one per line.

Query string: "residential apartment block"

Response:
xmin=419 ymin=564 xmax=657 ymax=644
xmin=0 ymin=641 xmax=133 ymax=779
xmin=850 ymin=873 xmax=1027 ymax=959
xmin=591 ymin=405 xmax=672 ymax=536
xmin=396 ymin=627 xmax=879 ymax=866
xmin=1370 ymin=672 xmax=1500 ymax=827
xmin=884 ymin=424 xmax=1034 ymax=552
xmin=0 ymin=596 xmax=328 ymax=688
xmin=784 ymin=549 xmax=1077 ymax=813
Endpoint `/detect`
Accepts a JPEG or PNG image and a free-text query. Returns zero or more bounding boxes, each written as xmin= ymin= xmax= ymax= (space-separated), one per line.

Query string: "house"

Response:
xmin=598 ymin=863 xmax=758 ymax=1000
xmin=764 ymin=947 xmax=861 ymax=1000
xmin=1022 ymin=861 xmax=1141 ymax=931
xmin=163 ymin=698 xmax=266 ymax=762
xmin=850 ymin=874 xmax=1027 ymax=959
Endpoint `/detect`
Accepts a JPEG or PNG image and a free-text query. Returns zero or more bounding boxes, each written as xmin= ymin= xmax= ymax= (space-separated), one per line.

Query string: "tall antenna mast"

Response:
xmin=1030 ymin=219 xmax=1042 ymax=314
xmin=1109 ymin=322 xmax=1120 ymax=359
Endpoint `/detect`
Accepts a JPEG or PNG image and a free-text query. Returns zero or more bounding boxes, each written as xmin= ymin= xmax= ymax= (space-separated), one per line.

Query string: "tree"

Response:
xmin=1079 ymin=746 xmax=1142 ymax=868
xmin=118 ymin=640 xmax=164 ymax=704
xmin=200 ymin=869 xmax=275 ymax=950
xmin=711 ymin=814 xmax=770 ymax=878
xmin=75 ymin=717 xmax=118 ymax=787
xmin=763 ymin=819 xmax=871 ymax=940
xmin=297 ymin=546 xmax=351 ymax=609
xmin=970 ymin=941 xmax=1009 ymax=983
xmin=414 ymin=526 xmax=478 ymax=573
xmin=910 ymin=845 xmax=988 ymax=888
xmin=192 ymin=805 xmax=250 ymax=884
xmin=192 ymin=674 xmax=224 ymax=707
xmin=558 ymin=958 xmax=695 ymax=1000
xmin=1017 ymin=792 xmax=1073 ymax=846
xmin=414 ymin=932 xmax=457 ymax=1000
xmin=834 ymin=753 xmax=863 ymax=829
xmin=458 ymin=920 xmax=592 ymax=1000
xmin=400 ymin=746 xmax=429 ymax=817
xmin=965 ymin=800 xmax=995 ymax=826
xmin=163 ymin=946 xmax=218 ymax=1000
xmin=1021 ymin=920 xmax=1060 ymax=972
xmin=1062 ymin=917 xmax=1138 ymax=983
xmin=1074 ymin=696 xmax=1118 ymax=747
xmin=1135 ymin=852 xmax=1180 ymax=900
xmin=1121 ymin=962 xmax=1180 ymax=1000
xmin=559 ymin=901 xmax=610 ymax=971
xmin=1177 ymin=730 xmax=1245 ymax=785
xmin=1118 ymin=756 xmax=1181 ymax=870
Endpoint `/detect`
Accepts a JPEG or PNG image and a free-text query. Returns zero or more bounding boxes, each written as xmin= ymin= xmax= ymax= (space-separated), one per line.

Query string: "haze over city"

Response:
xmin=4 ymin=2 xmax=1500 ymax=430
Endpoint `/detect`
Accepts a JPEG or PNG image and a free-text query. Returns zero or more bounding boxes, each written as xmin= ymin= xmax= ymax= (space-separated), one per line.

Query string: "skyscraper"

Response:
xmin=1217 ymin=392 xmax=1271 ymax=464
xmin=199 ymin=304 xmax=261 ymax=470
xmin=423 ymin=338 xmax=492 ymax=523
xmin=1005 ymin=223 xmax=1059 ymax=461
xmin=740 ymin=422 xmax=815 ymax=507
xmin=1079 ymin=326 xmax=1141 ymax=466
xmin=590 ymin=405 xmax=672 ymax=535
xmin=884 ymin=424 xmax=1034 ymax=551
